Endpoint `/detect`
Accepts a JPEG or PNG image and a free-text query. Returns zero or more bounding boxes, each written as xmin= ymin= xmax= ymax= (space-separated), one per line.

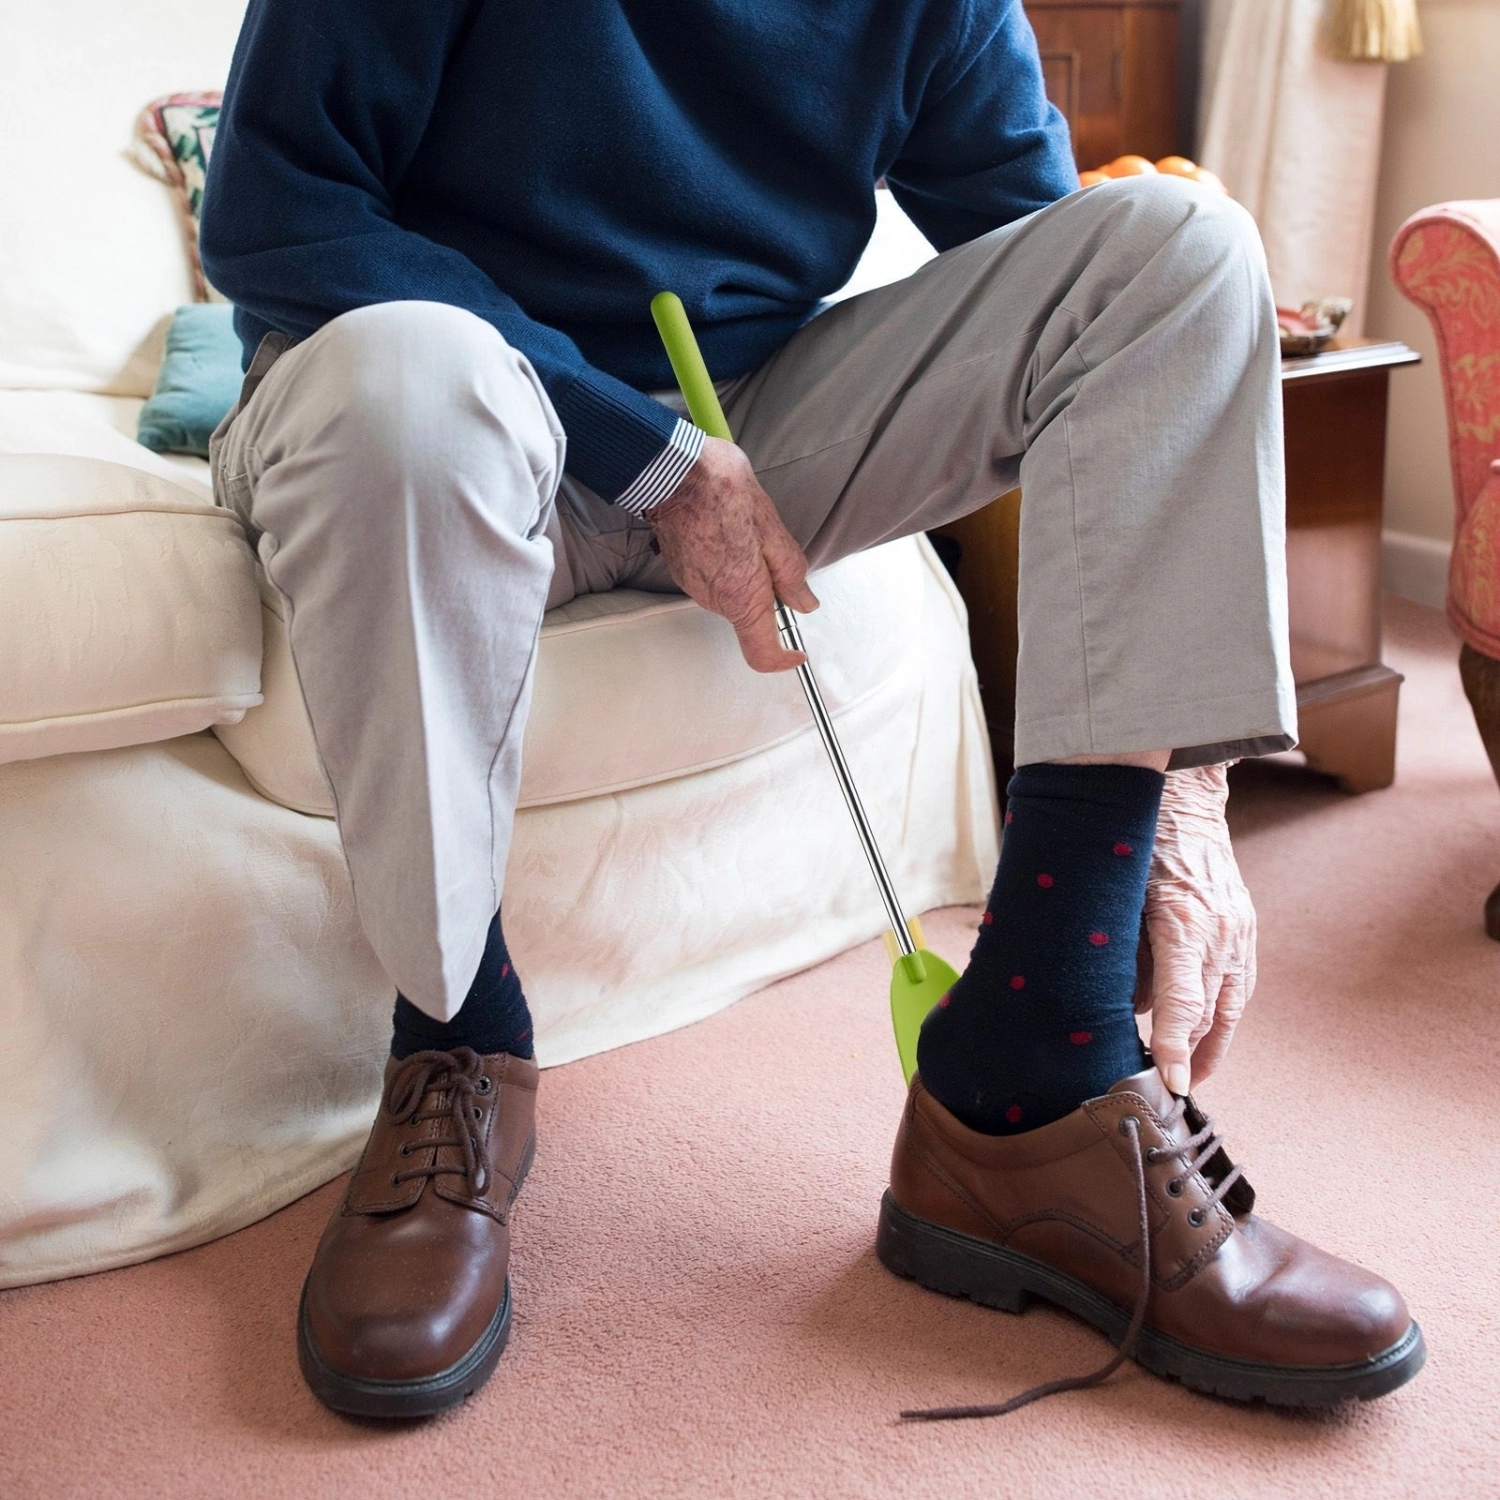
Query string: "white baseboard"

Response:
xmin=1381 ymin=529 xmax=1451 ymax=609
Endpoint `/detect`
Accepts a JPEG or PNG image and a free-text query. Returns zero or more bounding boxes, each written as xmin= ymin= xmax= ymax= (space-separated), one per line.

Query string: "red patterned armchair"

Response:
xmin=1391 ymin=201 xmax=1500 ymax=936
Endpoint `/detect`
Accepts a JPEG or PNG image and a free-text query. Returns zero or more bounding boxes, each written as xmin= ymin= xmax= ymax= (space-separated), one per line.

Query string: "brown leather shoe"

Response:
xmin=297 ymin=1047 xmax=537 ymax=1417
xmin=879 ymin=1066 xmax=1425 ymax=1412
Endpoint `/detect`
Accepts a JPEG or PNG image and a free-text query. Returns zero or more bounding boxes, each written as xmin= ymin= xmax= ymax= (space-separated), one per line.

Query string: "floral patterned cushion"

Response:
xmin=131 ymin=92 xmax=222 ymax=302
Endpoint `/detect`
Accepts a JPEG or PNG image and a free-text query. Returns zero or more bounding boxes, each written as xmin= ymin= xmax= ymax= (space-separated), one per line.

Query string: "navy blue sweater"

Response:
xmin=200 ymin=0 xmax=1075 ymax=503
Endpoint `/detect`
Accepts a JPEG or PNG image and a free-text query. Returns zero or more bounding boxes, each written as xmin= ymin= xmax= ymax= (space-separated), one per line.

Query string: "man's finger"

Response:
xmin=760 ymin=513 xmax=819 ymax=614
xmin=1191 ymin=958 xmax=1221 ymax=1049
xmin=1242 ymin=909 xmax=1259 ymax=1005
xmin=1147 ymin=939 xmax=1207 ymax=1098
xmin=730 ymin=587 xmax=805 ymax=673
xmin=1189 ymin=968 xmax=1245 ymax=1083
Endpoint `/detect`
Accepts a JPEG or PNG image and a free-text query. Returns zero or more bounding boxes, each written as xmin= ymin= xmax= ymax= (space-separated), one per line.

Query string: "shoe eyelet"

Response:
xmin=1188 ymin=1207 xmax=1207 ymax=1227
xmin=390 ymin=1173 xmax=402 ymax=1188
xmin=472 ymin=1106 xmax=482 ymax=1120
xmin=398 ymin=1143 xmax=412 ymax=1157
xmin=1144 ymin=1147 xmax=1161 ymax=1163
xmin=1166 ymin=1178 xmax=1183 ymax=1197
xmin=1119 ymin=1114 xmax=1140 ymax=1137
xmin=475 ymin=1077 xmax=493 ymax=1095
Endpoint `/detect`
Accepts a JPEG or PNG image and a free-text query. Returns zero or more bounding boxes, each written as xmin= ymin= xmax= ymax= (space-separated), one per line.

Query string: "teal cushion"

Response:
xmin=136 ymin=304 xmax=243 ymax=459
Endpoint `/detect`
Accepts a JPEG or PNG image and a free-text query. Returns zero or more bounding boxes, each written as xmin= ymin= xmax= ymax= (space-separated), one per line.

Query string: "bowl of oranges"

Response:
xmin=1079 ymin=155 xmax=1227 ymax=193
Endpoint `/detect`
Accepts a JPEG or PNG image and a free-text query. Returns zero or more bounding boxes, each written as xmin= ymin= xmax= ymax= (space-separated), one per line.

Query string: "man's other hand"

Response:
xmin=1134 ymin=763 xmax=1258 ymax=1097
xmin=644 ymin=436 xmax=819 ymax=673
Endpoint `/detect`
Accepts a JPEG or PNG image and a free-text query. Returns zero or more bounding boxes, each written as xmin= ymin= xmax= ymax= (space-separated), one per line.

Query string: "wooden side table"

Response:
xmin=932 ymin=338 xmax=1421 ymax=792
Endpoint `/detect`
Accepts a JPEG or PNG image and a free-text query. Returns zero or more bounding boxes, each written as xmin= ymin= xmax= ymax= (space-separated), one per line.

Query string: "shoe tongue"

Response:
xmin=1107 ymin=1066 xmax=1176 ymax=1115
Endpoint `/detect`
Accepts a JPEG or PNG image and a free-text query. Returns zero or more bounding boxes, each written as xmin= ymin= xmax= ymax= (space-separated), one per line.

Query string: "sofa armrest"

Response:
xmin=0 ymin=455 xmax=262 ymax=766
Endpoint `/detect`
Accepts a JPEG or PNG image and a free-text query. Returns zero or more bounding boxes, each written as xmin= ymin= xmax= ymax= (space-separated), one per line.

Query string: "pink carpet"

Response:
xmin=4 ymin=595 xmax=1498 ymax=1500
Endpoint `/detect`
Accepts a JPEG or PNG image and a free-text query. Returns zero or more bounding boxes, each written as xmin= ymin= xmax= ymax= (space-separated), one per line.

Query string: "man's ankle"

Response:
xmin=390 ymin=908 xmax=534 ymax=1060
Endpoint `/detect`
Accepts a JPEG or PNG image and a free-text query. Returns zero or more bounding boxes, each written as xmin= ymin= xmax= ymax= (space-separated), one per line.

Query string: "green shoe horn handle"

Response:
xmin=650 ymin=292 xmax=734 ymax=441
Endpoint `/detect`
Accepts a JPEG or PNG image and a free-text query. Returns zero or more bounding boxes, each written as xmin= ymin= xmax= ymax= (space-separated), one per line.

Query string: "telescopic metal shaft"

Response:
xmin=775 ymin=602 xmax=916 ymax=959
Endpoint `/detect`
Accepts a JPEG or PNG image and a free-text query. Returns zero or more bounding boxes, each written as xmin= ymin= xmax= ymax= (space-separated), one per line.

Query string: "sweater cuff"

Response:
xmin=549 ymin=367 xmax=682 ymax=503
xmin=613 ymin=419 xmax=706 ymax=515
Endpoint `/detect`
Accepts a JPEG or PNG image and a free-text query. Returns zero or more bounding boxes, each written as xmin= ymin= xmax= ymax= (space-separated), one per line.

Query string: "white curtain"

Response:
xmin=1198 ymin=0 xmax=1390 ymax=333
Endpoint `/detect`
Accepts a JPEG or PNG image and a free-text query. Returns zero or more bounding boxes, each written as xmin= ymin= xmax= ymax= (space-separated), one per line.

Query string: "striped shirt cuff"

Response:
xmin=611 ymin=418 xmax=706 ymax=516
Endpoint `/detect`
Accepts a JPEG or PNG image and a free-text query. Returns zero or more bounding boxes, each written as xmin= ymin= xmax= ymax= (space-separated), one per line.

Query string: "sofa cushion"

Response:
xmin=0 ymin=386 xmax=936 ymax=812
xmin=0 ymin=1 xmax=246 ymax=395
xmin=217 ymin=534 xmax=930 ymax=818
xmin=0 ymin=389 xmax=213 ymax=495
xmin=521 ymin=542 xmax=921 ymax=805
xmin=0 ymin=455 xmax=262 ymax=764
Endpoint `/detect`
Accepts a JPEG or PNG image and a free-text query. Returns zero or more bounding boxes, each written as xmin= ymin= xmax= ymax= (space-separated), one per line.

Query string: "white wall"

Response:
xmin=1365 ymin=0 xmax=1500 ymax=602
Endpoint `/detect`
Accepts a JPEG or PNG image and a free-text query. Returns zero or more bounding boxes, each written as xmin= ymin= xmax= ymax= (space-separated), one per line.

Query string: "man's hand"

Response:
xmin=644 ymin=437 xmax=819 ymax=672
xmin=1134 ymin=763 xmax=1257 ymax=1097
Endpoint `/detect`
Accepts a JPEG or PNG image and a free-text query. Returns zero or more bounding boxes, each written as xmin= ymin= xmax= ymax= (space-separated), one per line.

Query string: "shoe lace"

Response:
xmin=385 ymin=1047 xmax=491 ymax=1198
xmin=901 ymin=1100 xmax=1242 ymax=1422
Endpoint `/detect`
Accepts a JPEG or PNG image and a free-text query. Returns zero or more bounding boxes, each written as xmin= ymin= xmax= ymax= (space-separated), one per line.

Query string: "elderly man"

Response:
xmin=200 ymin=0 xmax=1423 ymax=1420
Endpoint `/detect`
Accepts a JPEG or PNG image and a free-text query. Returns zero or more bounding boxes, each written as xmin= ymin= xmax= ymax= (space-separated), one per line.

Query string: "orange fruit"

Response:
xmin=1105 ymin=154 xmax=1157 ymax=177
xmin=1155 ymin=155 xmax=1199 ymax=178
xmin=1190 ymin=166 xmax=1227 ymax=193
xmin=1078 ymin=169 xmax=1110 ymax=187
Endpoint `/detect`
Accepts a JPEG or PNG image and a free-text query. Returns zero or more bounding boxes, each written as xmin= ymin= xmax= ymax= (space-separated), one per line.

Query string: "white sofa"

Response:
xmin=0 ymin=0 xmax=999 ymax=1287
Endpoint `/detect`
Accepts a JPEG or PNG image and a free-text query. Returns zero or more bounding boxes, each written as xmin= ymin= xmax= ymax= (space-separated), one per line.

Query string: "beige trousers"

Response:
xmin=211 ymin=175 xmax=1295 ymax=1020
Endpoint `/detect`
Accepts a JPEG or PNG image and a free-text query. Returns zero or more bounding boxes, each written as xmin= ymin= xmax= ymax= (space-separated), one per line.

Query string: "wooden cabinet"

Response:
xmin=1024 ymin=0 xmax=1183 ymax=168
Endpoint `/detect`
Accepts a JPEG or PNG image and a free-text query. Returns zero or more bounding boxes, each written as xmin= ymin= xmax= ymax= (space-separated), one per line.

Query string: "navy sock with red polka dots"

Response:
xmin=390 ymin=907 xmax=534 ymax=1061
xmin=916 ymin=762 xmax=1164 ymax=1135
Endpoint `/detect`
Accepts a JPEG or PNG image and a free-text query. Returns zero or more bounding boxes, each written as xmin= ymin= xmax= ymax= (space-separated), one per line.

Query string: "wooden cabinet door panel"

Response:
xmin=1121 ymin=6 xmax=1180 ymax=164
xmin=1029 ymin=8 xmax=1125 ymax=167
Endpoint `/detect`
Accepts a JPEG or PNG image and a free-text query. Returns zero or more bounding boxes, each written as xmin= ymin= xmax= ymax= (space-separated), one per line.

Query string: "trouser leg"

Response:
xmin=212 ymin=301 xmax=565 ymax=1021
xmin=628 ymin=175 xmax=1296 ymax=768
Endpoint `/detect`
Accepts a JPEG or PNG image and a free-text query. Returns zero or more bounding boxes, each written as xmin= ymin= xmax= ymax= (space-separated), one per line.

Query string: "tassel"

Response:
xmin=1326 ymin=0 xmax=1424 ymax=63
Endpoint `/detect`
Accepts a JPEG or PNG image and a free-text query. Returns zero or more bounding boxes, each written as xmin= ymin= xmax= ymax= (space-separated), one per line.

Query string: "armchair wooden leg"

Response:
xmin=1459 ymin=643 xmax=1500 ymax=941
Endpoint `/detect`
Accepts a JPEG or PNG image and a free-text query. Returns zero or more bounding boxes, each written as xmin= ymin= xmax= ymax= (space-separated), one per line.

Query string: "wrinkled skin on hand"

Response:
xmin=1135 ymin=763 xmax=1257 ymax=1095
xmin=645 ymin=436 xmax=819 ymax=673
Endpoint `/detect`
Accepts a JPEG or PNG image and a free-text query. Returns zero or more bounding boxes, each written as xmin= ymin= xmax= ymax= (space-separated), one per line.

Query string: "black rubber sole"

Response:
xmin=876 ymin=1191 xmax=1427 ymax=1407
